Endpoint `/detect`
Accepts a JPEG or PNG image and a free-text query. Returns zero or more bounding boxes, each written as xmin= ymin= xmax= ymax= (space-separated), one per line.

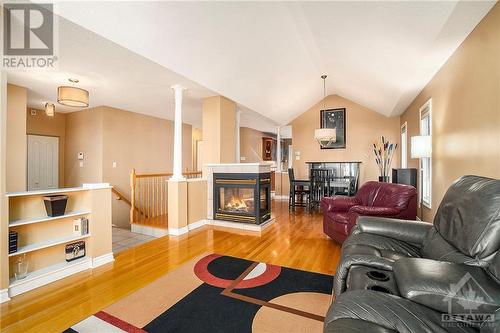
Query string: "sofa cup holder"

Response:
xmin=368 ymin=285 xmax=392 ymax=294
xmin=366 ymin=270 xmax=390 ymax=282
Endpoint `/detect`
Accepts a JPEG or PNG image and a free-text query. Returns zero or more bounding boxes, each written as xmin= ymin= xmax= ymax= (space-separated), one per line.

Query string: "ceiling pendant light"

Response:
xmin=314 ymin=75 xmax=336 ymax=148
xmin=45 ymin=102 xmax=55 ymax=116
xmin=57 ymin=78 xmax=89 ymax=107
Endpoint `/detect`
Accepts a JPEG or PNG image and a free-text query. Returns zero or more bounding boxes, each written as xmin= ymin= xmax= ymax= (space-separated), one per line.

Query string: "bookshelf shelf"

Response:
xmin=9 ymin=210 xmax=91 ymax=227
xmin=9 ymin=257 xmax=91 ymax=287
xmin=9 ymin=233 xmax=91 ymax=257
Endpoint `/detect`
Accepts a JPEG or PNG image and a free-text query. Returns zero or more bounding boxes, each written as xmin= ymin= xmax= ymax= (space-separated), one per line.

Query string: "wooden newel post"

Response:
xmin=130 ymin=168 xmax=136 ymax=224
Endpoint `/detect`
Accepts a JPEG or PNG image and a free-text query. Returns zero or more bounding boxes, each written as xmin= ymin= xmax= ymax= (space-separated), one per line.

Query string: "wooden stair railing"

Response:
xmin=112 ymin=187 xmax=148 ymax=218
xmin=130 ymin=169 xmax=202 ymax=229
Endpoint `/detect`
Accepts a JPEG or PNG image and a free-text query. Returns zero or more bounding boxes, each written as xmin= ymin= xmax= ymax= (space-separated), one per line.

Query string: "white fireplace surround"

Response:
xmin=204 ymin=163 xmax=272 ymax=225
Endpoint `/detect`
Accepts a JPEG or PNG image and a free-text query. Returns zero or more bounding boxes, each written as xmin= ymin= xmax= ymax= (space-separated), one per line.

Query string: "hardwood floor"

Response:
xmin=0 ymin=200 xmax=341 ymax=333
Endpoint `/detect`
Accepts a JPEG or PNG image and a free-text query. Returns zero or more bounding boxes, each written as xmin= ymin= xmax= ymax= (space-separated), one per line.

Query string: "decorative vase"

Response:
xmin=378 ymin=176 xmax=390 ymax=183
xmin=14 ymin=254 xmax=28 ymax=280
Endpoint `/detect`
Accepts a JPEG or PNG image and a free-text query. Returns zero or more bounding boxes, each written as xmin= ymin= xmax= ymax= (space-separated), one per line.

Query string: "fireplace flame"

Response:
xmin=225 ymin=197 xmax=249 ymax=212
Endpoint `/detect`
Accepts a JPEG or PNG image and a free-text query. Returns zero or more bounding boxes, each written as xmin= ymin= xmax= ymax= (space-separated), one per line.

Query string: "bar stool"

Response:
xmin=310 ymin=168 xmax=330 ymax=210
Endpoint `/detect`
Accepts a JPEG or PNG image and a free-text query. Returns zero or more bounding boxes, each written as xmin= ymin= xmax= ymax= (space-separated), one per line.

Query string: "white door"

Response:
xmin=196 ymin=140 xmax=204 ymax=172
xmin=27 ymin=135 xmax=59 ymax=191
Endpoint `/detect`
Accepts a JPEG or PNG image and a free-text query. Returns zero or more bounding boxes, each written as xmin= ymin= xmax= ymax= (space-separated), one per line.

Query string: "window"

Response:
xmin=419 ymin=99 xmax=432 ymax=208
xmin=400 ymin=122 xmax=408 ymax=168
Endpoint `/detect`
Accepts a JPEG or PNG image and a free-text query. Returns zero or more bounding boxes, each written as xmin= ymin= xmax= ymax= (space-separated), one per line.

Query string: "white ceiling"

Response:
xmin=54 ymin=1 xmax=495 ymax=125
xmin=6 ymin=15 xmax=277 ymax=131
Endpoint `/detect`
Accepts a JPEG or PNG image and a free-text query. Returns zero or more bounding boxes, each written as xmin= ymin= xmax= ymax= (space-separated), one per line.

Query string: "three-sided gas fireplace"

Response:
xmin=213 ymin=172 xmax=271 ymax=224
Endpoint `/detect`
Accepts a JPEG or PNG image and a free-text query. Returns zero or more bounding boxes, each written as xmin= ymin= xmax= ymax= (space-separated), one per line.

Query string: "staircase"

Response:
xmin=128 ymin=169 xmax=202 ymax=236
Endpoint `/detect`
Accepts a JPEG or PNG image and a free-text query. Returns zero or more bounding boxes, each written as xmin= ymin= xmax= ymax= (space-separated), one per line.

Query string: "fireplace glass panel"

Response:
xmin=219 ymin=188 xmax=255 ymax=214
xmin=260 ymin=188 xmax=268 ymax=213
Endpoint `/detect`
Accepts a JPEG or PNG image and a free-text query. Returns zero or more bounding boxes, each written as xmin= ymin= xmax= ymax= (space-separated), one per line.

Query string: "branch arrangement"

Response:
xmin=373 ymin=136 xmax=398 ymax=178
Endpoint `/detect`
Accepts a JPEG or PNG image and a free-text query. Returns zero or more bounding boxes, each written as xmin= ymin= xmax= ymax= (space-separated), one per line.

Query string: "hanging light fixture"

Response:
xmin=45 ymin=102 xmax=55 ymax=116
xmin=57 ymin=78 xmax=89 ymax=107
xmin=314 ymin=75 xmax=336 ymax=148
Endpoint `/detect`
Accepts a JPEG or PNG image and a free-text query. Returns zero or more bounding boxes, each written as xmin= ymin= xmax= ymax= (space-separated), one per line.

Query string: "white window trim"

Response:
xmin=400 ymin=122 xmax=408 ymax=169
xmin=419 ymin=99 xmax=432 ymax=209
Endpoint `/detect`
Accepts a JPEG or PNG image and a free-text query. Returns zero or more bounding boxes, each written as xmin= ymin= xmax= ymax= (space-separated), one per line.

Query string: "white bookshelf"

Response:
xmin=1 ymin=185 xmax=114 ymax=302
xmin=9 ymin=210 xmax=91 ymax=227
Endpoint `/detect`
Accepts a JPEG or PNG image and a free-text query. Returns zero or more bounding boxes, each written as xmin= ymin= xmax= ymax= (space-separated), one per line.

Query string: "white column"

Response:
xmin=171 ymin=84 xmax=186 ymax=181
xmin=276 ymin=126 xmax=282 ymax=172
xmin=235 ymin=110 xmax=241 ymax=162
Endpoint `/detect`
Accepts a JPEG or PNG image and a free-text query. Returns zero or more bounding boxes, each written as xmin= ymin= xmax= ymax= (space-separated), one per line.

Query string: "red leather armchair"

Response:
xmin=320 ymin=181 xmax=417 ymax=244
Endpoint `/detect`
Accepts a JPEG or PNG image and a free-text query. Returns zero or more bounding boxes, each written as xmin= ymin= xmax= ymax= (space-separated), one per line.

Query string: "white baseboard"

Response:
xmin=92 ymin=253 xmax=114 ymax=268
xmin=168 ymin=225 xmax=189 ymax=236
xmin=131 ymin=224 xmax=168 ymax=237
xmin=188 ymin=219 xmax=207 ymax=231
xmin=0 ymin=288 xmax=10 ymax=303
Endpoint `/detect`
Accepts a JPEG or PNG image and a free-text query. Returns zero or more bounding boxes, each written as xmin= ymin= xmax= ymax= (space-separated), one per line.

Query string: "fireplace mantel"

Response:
xmin=204 ymin=163 xmax=271 ymax=175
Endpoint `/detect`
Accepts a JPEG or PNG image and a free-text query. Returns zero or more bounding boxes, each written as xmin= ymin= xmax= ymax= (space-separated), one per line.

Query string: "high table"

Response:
xmin=305 ymin=161 xmax=361 ymax=196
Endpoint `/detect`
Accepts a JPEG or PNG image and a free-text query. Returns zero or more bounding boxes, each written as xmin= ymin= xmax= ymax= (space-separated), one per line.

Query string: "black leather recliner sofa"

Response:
xmin=324 ymin=175 xmax=500 ymax=332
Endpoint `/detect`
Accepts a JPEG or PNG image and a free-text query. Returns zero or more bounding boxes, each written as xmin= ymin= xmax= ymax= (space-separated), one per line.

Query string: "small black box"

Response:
xmin=43 ymin=195 xmax=68 ymax=217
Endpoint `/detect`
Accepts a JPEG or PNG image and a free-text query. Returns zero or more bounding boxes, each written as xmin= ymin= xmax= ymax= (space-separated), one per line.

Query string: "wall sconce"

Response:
xmin=45 ymin=102 xmax=55 ymax=117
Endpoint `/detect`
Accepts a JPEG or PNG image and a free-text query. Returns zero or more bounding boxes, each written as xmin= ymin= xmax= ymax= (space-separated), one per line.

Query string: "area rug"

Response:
xmin=64 ymin=253 xmax=333 ymax=333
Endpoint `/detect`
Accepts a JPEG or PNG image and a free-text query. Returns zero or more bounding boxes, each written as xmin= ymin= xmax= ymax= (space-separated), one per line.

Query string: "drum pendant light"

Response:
xmin=57 ymin=78 xmax=89 ymax=107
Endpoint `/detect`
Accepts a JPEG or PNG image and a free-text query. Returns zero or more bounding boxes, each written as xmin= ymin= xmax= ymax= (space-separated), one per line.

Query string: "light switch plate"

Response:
xmin=112 ymin=161 xmax=117 ymax=168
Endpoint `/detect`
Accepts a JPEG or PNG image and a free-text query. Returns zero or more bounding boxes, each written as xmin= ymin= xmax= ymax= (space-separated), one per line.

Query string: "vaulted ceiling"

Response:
xmin=55 ymin=1 xmax=495 ymax=125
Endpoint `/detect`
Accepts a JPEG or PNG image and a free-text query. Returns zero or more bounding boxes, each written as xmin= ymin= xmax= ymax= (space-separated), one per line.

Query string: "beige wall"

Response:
xmin=274 ymin=171 xmax=290 ymax=197
xmin=290 ymin=94 xmax=400 ymax=184
xmin=66 ymin=106 xmax=192 ymax=228
xmin=6 ymin=84 xmax=27 ymax=192
xmin=1 ymin=72 xmax=8 ymax=290
xmin=400 ymin=3 xmax=500 ymax=222
xmin=192 ymin=128 xmax=202 ymax=171
xmin=65 ymin=107 xmax=104 ymax=187
xmin=89 ymin=188 xmax=113 ymax=257
xmin=187 ymin=179 xmax=207 ymax=225
xmin=202 ymin=96 xmax=236 ymax=166
xmin=240 ymin=127 xmax=266 ymax=163
xmin=219 ymin=97 xmax=237 ymax=163
xmin=26 ymin=110 xmax=67 ymax=187
xmin=99 ymin=106 xmax=192 ymax=228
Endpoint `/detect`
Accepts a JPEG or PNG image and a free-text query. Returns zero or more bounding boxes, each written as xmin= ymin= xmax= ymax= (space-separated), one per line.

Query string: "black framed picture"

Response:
xmin=320 ymin=108 xmax=346 ymax=149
